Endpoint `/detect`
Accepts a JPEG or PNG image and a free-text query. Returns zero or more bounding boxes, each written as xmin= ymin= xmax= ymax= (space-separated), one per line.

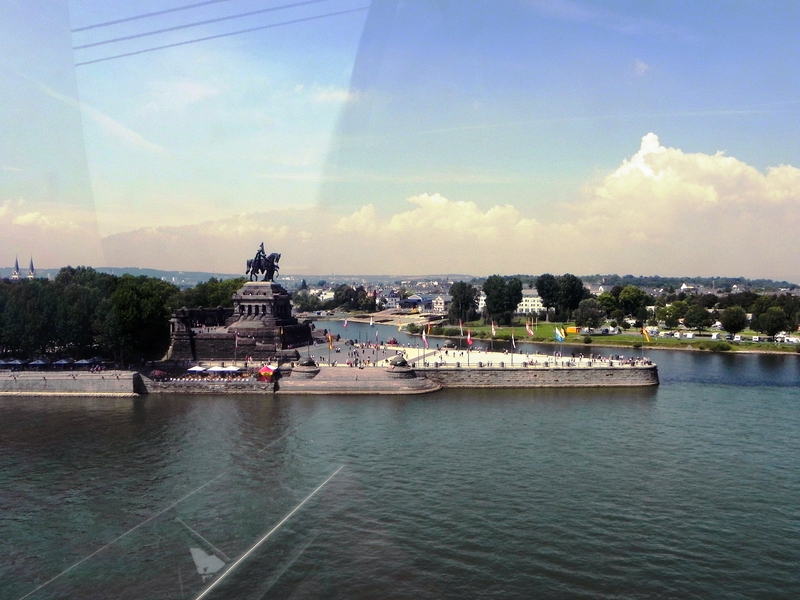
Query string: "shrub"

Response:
xmin=431 ymin=326 xmax=444 ymax=335
xmin=583 ymin=335 xmax=592 ymax=344
xmin=443 ymin=327 xmax=460 ymax=337
xmin=632 ymin=342 xmax=642 ymax=349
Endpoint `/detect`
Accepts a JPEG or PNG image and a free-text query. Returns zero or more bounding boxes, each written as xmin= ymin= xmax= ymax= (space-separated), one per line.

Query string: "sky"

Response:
xmin=1 ymin=0 xmax=799 ymax=281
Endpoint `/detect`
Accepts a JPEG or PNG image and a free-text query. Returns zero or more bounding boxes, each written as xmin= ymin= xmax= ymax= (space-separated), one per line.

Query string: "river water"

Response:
xmin=1 ymin=327 xmax=798 ymax=599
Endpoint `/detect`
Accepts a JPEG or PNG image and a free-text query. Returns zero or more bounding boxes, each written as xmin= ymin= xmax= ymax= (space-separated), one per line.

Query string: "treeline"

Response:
xmin=446 ymin=274 xmax=800 ymax=337
xmin=293 ymin=284 xmax=377 ymax=313
xmin=0 ymin=269 xmax=245 ymax=362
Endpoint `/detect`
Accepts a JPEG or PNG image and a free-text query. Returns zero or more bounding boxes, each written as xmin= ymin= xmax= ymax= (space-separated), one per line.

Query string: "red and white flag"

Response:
xmin=422 ymin=329 xmax=429 ymax=348
xmin=491 ymin=322 xmax=497 ymax=337
xmin=459 ymin=319 xmax=463 ymax=336
xmin=343 ymin=318 xmax=348 ymax=328
xmin=526 ymin=321 xmax=533 ymax=336
xmin=467 ymin=330 xmax=473 ymax=346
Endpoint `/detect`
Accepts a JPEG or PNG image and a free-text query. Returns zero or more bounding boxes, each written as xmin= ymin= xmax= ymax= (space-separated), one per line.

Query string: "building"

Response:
xmin=516 ymin=289 xmax=544 ymax=315
xmin=380 ymin=290 xmax=400 ymax=309
xmin=27 ymin=257 xmax=35 ymax=280
xmin=432 ymin=294 xmax=452 ymax=315
xmin=11 ymin=257 xmax=19 ymax=280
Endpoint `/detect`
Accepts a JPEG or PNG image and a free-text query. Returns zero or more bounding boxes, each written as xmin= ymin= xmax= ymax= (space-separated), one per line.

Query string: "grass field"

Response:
xmin=420 ymin=321 xmax=800 ymax=353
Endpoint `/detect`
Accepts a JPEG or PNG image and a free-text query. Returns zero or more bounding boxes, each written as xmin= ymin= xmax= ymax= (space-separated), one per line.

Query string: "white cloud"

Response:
xmin=634 ymin=59 xmax=650 ymax=75
xmin=92 ymin=134 xmax=799 ymax=282
xmin=311 ymin=86 xmax=359 ymax=104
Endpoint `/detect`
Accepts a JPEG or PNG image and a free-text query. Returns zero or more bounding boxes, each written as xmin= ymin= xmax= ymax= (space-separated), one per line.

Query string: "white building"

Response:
xmin=516 ymin=289 xmax=543 ymax=315
xmin=432 ymin=294 xmax=452 ymax=315
xmin=381 ymin=290 xmax=400 ymax=309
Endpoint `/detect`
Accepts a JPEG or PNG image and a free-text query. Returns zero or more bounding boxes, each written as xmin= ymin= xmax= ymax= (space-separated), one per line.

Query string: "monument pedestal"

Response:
xmin=166 ymin=281 xmax=311 ymax=362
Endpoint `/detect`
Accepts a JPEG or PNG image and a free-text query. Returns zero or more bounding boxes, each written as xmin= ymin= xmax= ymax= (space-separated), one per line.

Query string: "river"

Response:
xmin=1 ymin=329 xmax=798 ymax=599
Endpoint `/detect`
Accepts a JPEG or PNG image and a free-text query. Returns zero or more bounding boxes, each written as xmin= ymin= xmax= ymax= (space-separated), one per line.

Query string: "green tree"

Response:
xmin=482 ymin=275 xmax=507 ymax=324
xmin=535 ymin=274 xmax=559 ymax=320
xmin=504 ymin=277 xmax=524 ymax=325
xmin=596 ymin=292 xmax=617 ymax=315
xmin=719 ymin=306 xmax=748 ymax=335
xmin=96 ymin=275 xmax=177 ymax=364
xmin=573 ymin=298 xmax=605 ymax=329
xmin=683 ymin=305 xmax=712 ymax=333
xmin=754 ymin=306 xmax=788 ymax=337
xmin=558 ymin=274 xmax=588 ymax=316
xmin=448 ymin=281 xmax=479 ymax=325
xmin=618 ymin=285 xmax=649 ymax=316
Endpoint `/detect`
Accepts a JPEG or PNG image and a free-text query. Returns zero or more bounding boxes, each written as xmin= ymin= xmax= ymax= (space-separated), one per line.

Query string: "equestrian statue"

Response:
xmin=246 ymin=243 xmax=281 ymax=282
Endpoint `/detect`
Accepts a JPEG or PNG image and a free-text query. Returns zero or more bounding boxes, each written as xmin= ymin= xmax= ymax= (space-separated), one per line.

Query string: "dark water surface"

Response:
xmin=1 ymin=349 xmax=798 ymax=599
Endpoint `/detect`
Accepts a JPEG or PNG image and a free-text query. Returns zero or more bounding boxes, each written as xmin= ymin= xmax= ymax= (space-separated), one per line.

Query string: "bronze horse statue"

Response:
xmin=246 ymin=244 xmax=280 ymax=281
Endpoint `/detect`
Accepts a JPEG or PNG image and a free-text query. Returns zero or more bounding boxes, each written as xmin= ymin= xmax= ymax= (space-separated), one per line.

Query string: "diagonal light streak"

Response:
xmin=194 ymin=465 xmax=345 ymax=600
xmin=15 ymin=413 xmax=323 ymax=599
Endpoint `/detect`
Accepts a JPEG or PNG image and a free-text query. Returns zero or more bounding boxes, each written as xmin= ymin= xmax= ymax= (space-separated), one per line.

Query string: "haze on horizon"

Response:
xmin=1 ymin=1 xmax=798 ymax=282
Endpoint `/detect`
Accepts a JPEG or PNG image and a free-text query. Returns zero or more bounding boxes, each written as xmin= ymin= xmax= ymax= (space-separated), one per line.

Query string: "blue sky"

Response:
xmin=1 ymin=0 xmax=798 ymax=280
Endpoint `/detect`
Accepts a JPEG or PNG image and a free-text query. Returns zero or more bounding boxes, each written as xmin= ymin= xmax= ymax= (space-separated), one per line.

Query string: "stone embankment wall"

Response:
xmin=0 ymin=372 xmax=142 ymax=396
xmin=418 ymin=365 xmax=659 ymax=388
xmin=142 ymin=378 xmax=275 ymax=394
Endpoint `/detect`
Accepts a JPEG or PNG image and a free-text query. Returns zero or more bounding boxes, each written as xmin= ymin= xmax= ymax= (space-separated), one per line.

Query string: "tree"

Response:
xmin=596 ymin=292 xmax=617 ymax=315
xmin=299 ymin=279 xmax=308 ymax=290
xmin=719 ymin=306 xmax=748 ymax=335
xmin=504 ymin=277 xmax=524 ymax=324
xmin=618 ymin=285 xmax=649 ymax=316
xmin=535 ymin=274 xmax=559 ymax=319
xmin=754 ymin=306 xmax=788 ymax=337
xmin=448 ymin=281 xmax=479 ymax=325
xmin=698 ymin=293 xmax=719 ymax=309
xmin=558 ymin=274 xmax=588 ymax=316
xmin=96 ymin=275 xmax=177 ymax=364
xmin=573 ymin=298 xmax=605 ymax=329
xmin=483 ymin=275 xmax=507 ymax=324
xmin=683 ymin=305 xmax=712 ymax=333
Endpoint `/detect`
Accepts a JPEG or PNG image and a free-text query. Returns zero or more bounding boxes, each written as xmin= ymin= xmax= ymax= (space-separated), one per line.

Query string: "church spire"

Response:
xmin=11 ymin=256 xmax=20 ymax=280
xmin=27 ymin=256 xmax=35 ymax=279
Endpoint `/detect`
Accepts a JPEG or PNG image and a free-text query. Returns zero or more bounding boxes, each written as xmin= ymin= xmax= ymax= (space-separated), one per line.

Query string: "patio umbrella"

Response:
xmin=53 ymin=358 xmax=75 ymax=366
xmin=29 ymin=359 xmax=51 ymax=366
xmin=187 ymin=366 xmax=206 ymax=372
xmin=258 ymin=365 xmax=274 ymax=374
xmin=75 ymin=359 xmax=93 ymax=366
xmin=206 ymin=366 xmax=226 ymax=372
xmin=223 ymin=366 xmax=241 ymax=372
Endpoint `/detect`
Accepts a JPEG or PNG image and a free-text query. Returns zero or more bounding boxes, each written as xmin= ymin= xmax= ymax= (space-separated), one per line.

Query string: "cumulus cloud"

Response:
xmin=1 ymin=201 xmax=104 ymax=266
xmin=99 ymin=134 xmax=799 ymax=281
xmin=634 ymin=59 xmax=650 ymax=75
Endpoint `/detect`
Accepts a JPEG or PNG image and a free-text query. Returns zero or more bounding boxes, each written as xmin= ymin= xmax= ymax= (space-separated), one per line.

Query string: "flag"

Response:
xmin=459 ymin=319 xmax=463 ymax=336
xmin=427 ymin=323 xmax=431 ymax=334
xmin=512 ymin=334 xmax=516 ymax=349
xmin=554 ymin=328 xmax=564 ymax=342
xmin=560 ymin=327 xmax=567 ymax=339
xmin=491 ymin=321 xmax=496 ymax=337
xmin=343 ymin=318 xmax=348 ymax=328
xmin=642 ymin=328 xmax=651 ymax=342
xmin=422 ymin=329 xmax=429 ymax=348
xmin=526 ymin=321 xmax=533 ymax=336
xmin=370 ymin=316 xmax=374 ymax=326
xmin=467 ymin=330 xmax=473 ymax=345
xmin=375 ymin=330 xmax=379 ymax=342
xmin=398 ymin=322 xmax=403 ymax=331
xmin=328 ymin=334 xmax=333 ymax=349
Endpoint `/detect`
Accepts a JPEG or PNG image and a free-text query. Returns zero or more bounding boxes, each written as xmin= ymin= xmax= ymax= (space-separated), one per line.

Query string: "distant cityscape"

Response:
xmin=1 ymin=259 xmax=797 ymax=293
